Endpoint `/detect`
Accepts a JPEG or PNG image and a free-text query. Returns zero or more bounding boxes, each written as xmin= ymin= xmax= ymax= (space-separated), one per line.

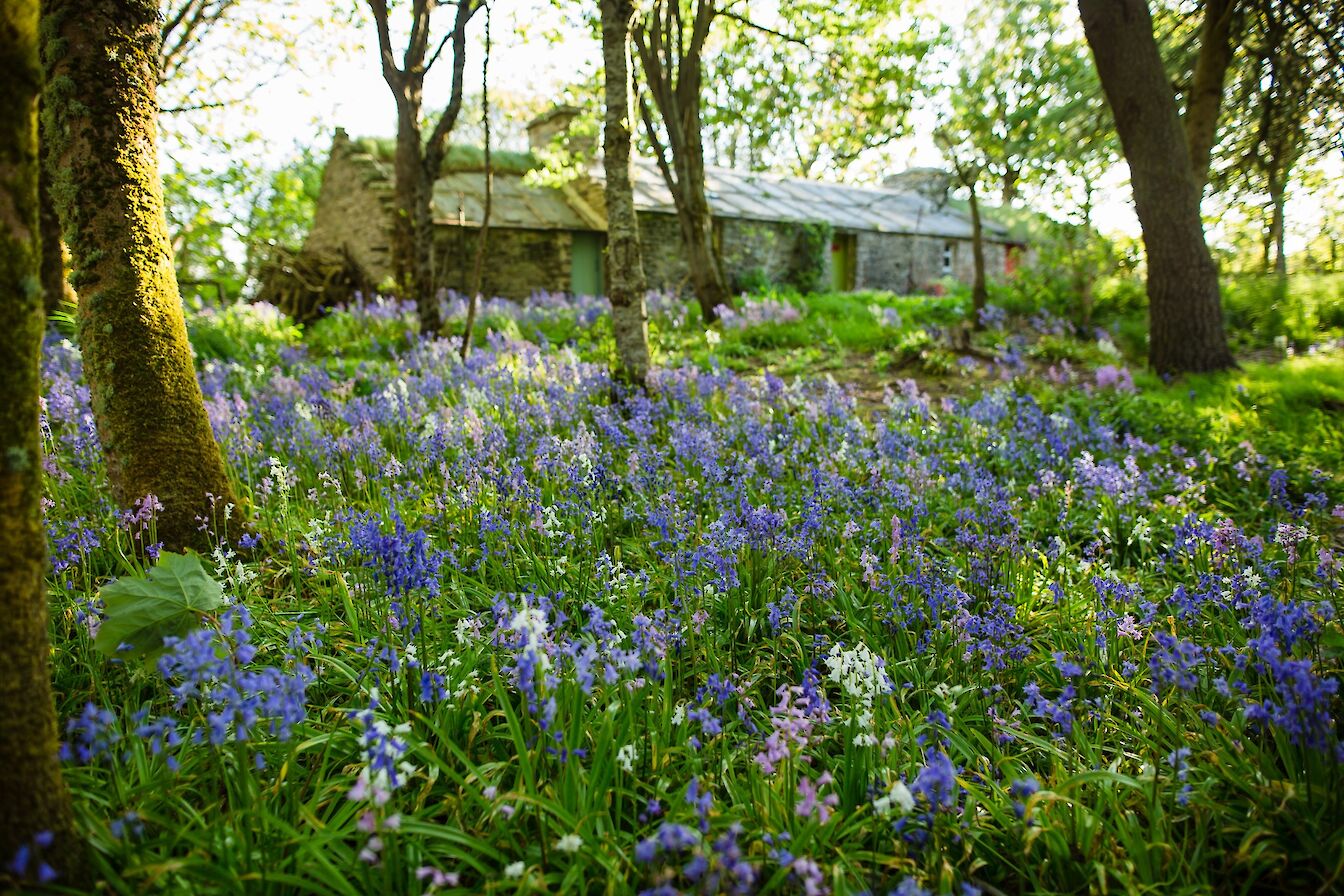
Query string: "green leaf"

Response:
xmin=1321 ymin=625 xmax=1344 ymax=659
xmin=94 ymin=551 xmax=225 ymax=660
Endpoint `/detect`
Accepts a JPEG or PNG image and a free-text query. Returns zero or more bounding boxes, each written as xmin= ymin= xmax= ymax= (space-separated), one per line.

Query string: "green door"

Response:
xmin=570 ymin=232 xmax=605 ymax=297
xmin=830 ymin=233 xmax=856 ymax=291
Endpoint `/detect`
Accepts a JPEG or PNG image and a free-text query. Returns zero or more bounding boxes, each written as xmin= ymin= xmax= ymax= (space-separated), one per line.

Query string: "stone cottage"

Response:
xmin=303 ymin=123 xmax=1025 ymax=301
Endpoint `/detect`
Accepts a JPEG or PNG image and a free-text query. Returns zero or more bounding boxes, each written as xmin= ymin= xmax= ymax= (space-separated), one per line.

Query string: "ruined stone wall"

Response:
xmin=304 ymin=131 xmax=396 ymax=284
xmin=305 ymin=133 xmax=574 ymax=300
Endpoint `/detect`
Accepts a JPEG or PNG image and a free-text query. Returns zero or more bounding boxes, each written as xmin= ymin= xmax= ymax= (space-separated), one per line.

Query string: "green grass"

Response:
xmin=1129 ymin=351 xmax=1344 ymax=494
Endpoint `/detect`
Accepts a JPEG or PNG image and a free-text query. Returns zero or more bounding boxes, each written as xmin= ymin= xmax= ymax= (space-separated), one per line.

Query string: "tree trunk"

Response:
xmin=1079 ymin=0 xmax=1234 ymax=374
xmin=390 ymin=105 xmax=421 ymax=302
xmin=1001 ymin=166 xmax=1019 ymax=205
xmin=367 ymin=0 xmax=476 ymax=335
xmin=676 ymin=148 xmax=728 ymax=323
xmin=390 ymin=94 xmax=444 ymax=333
xmin=601 ymin=0 xmax=652 ymax=387
xmin=462 ymin=1 xmax=492 ymax=361
xmin=968 ymin=186 xmax=988 ymax=325
xmin=44 ymin=0 xmax=242 ymax=551
xmin=1078 ymin=181 xmax=1096 ymax=329
xmin=1268 ymin=167 xmax=1288 ymax=300
xmin=0 ymin=0 xmax=87 ymax=886
xmin=1184 ymin=0 xmax=1239 ymax=199
xmin=38 ymin=107 xmax=74 ymax=315
xmin=633 ymin=0 xmax=730 ymax=324
xmin=411 ymin=160 xmax=440 ymax=332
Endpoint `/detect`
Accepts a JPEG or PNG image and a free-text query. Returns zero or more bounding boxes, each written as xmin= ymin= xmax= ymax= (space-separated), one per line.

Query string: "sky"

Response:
xmin=178 ymin=0 xmax=1332 ymax=251
xmin=199 ymin=2 xmax=597 ymax=157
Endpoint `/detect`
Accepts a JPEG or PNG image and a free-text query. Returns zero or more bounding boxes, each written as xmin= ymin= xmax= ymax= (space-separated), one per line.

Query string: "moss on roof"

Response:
xmin=351 ymin=136 xmax=537 ymax=176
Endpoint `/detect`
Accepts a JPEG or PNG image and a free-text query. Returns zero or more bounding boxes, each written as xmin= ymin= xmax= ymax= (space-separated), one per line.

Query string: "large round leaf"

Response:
xmin=93 ymin=551 xmax=225 ymax=660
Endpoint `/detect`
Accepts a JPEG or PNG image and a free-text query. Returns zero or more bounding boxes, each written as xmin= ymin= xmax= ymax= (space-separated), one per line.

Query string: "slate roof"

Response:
xmin=629 ymin=160 xmax=1011 ymax=242
xmin=350 ymin=137 xmax=1012 ymax=241
xmin=430 ymin=171 xmax=593 ymax=231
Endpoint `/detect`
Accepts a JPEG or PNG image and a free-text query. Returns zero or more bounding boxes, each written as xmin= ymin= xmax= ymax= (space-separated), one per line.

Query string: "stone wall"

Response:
xmin=855 ymin=232 xmax=921 ymax=294
xmin=856 ymin=231 xmax=1009 ymax=294
xmin=951 ymin=239 xmax=1007 ymax=287
xmin=719 ymin=218 xmax=801 ymax=290
xmin=637 ymin=212 xmax=689 ymax=293
xmin=637 ymin=213 xmax=839 ymax=295
xmin=304 ymin=130 xmax=396 ymax=284
xmin=434 ymin=227 xmax=572 ymax=300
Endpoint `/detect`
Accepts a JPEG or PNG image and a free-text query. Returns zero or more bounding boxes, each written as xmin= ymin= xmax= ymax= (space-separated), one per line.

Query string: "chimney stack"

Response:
xmin=527 ymin=105 xmax=582 ymax=152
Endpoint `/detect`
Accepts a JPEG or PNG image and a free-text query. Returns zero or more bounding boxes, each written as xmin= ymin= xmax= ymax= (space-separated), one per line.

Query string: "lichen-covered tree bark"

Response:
xmin=1079 ymin=0 xmax=1234 ymax=374
xmin=0 ymin=0 xmax=86 ymax=885
xmin=601 ymin=0 xmax=652 ymax=387
xmin=43 ymin=0 xmax=241 ymax=551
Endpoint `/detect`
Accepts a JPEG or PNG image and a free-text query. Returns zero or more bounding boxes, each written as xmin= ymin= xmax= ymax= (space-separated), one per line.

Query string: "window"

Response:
xmin=941 ymin=242 xmax=954 ymax=276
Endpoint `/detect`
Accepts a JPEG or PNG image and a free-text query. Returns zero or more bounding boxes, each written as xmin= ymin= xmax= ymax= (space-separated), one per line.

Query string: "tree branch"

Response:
xmin=364 ymin=0 xmax=404 ymax=87
xmin=159 ymin=0 xmax=238 ymax=83
xmin=424 ymin=30 xmax=454 ymax=73
xmin=716 ymin=9 xmax=806 ymax=47
xmin=404 ymin=0 xmax=432 ymax=73
xmin=638 ymin=92 xmax=678 ymax=194
xmin=159 ymin=99 xmax=228 ymax=114
xmin=424 ymin=0 xmax=483 ymax=169
xmin=1278 ymin=0 xmax=1344 ymax=75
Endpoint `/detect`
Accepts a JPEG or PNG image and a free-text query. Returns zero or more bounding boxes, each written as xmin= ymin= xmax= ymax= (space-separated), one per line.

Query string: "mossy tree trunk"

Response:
xmin=1267 ymin=163 xmax=1290 ymax=303
xmin=0 ymin=0 xmax=87 ymax=887
xmin=43 ymin=0 xmax=241 ymax=552
xmin=601 ymin=0 xmax=652 ymax=387
xmin=38 ymin=117 xmax=75 ymax=316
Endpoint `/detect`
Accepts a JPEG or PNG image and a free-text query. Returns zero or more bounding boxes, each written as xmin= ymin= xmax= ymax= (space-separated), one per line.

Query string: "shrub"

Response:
xmin=785 ymin=221 xmax=833 ymax=294
xmin=731 ymin=266 xmax=774 ymax=295
xmin=186 ymin=300 xmax=302 ymax=362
